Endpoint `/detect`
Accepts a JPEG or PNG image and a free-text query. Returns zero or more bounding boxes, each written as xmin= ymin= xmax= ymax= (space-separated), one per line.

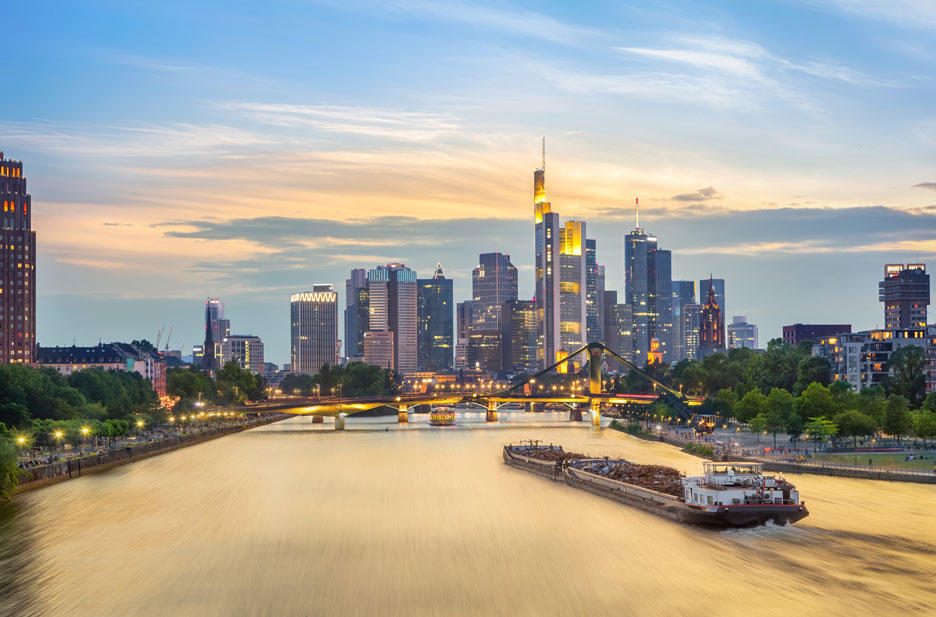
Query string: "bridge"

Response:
xmin=249 ymin=343 xmax=703 ymax=429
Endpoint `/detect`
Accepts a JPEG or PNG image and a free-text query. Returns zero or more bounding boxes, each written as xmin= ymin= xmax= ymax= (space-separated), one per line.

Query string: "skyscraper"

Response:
xmin=534 ymin=141 xmax=561 ymax=368
xmin=502 ymin=299 xmax=537 ymax=373
xmin=880 ymin=264 xmax=929 ymax=329
xmin=625 ymin=200 xmax=673 ymax=365
xmin=0 ymin=153 xmax=36 ymax=365
xmin=344 ymin=268 xmax=367 ymax=361
xmin=681 ymin=304 xmax=702 ymax=361
xmin=466 ymin=252 xmax=518 ymax=371
xmin=203 ymin=298 xmax=229 ymax=371
xmin=672 ymin=280 xmax=696 ymax=362
xmin=727 ymin=316 xmax=758 ymax=350
xmin=585 ymin=238 xmax=604 ymax=343
xmin=417 ymin=264 xmax=454 ymax=370
xmin=698 ymin=277 xmax=725 ymax=356
xmin=367 ymin=264 xmax=417 ymax=372
xmin=559 ymin=221 xmax=587 ymax=365
xmin=290 ymin=285 xmax=338 ymax=375
xmin=698 ymin=278 xmax=726 ymax=323
xmin=221 ymin=335 xmax=265 ymax=373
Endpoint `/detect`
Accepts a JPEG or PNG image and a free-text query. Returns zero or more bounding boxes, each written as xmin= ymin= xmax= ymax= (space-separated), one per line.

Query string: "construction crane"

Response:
xmin=164 ymin=325 xmax=174 ymax=352
xmin=155 ymin=326 xmax=164 ymax=351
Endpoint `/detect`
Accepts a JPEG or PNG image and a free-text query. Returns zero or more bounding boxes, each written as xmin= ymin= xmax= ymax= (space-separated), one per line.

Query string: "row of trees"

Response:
xmin=280 ymin=363 xmax=401 ymax=397
xmin=167 ymin=361 xmax=267 ymax=410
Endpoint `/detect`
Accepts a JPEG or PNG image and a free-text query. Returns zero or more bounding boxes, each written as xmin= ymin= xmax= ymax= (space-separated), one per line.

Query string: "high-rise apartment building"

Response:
xmin=880 ymin=264 xmax=929 ymax=329
xmin=367 ymin=264 xmax=417 ymax=372
xmin=727 ymin=316 xmax=758 ymax=350
xmin=417 ymin=264 xmax=454 ymax=370
xmin=221 ymin=335 xmax=265 ymax=373
xmin=698 ymin=278 xmax=725 ymax=356
xmin=585 ymin=239 xmax=604 ymax=343
xmin=0 ymin=153 xmax=36 ymax=365
xmin=344 ymin=268 xmax=368 ymax=361
xmin=203 ymin=298 xmax=229 ymax=371
xmin=625 ymin=202 xmax=673 ymax=365
xmin=290 ymin=285 xmax=338 ymax=375
xmin=698 ymin=278 xmax=726 ymax=323
xmin=502 ymin=299 xmax=537 ymax=373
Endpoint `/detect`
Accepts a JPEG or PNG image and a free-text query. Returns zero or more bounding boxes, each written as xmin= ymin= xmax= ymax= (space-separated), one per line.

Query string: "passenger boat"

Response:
xmin=503 ymin=443 xmax=808 ymax=529
xmin=429 ymin=407 xmax=456 ymax=426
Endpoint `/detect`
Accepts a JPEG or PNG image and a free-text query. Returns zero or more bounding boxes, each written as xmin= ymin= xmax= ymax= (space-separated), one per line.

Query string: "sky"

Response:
xmin=3 ymin=0 xmax=936 ymax=364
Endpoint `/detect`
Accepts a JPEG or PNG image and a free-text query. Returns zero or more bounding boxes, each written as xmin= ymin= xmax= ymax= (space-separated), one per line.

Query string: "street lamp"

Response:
xmin=53 ymin=430 xmax=64 ymax=456
xmin=80 ymin=426 xmax=90 ymax=455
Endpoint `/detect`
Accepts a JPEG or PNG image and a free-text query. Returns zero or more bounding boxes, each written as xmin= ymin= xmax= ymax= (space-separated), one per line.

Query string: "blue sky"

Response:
xmin=4 ymin=0 xmax=936 ymax=363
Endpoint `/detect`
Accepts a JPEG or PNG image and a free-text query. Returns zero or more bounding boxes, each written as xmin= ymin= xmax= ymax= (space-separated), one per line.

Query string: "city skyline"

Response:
xmin=5 ymin=0 xmax=936 ymax=362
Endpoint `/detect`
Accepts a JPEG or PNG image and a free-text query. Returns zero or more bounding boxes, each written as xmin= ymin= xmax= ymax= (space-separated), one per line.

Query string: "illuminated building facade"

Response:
xmin=782 ymin=323 xmax=851 ymax=347
xmin=290 ymin=285 xmax=338 ymax=375
xmin=813 ymin=329 xmax=926 ymax=391
xmin=367 ymin=264 xmax=417 ymax=372
xmin=698 ymin=278 xmax=725 ymax=324
xmin=602 ymin=290 xmax=634 ymax=363
xmin=625 ymin=209 xmax=673 ymax=364
xmin=344 ymin=268 xmax=368 ymax=362
xmin=879 ymin=263 xmax=929 ymax=329
xmin=502 ymin=299 xmax=537 ymax=373
xmin=466 ymin=252 xmax=518 ymax=371
xmin=417 ymin=264 xmax=453 ymax=370
xmin=203 ymin=298 xmax=229 ymax=371
xmin=221 ymin=335 xmax=264 ymax=373
xmin=585 ymin=239 xmax=604 ymax=343
xmin=681 ymin=303 xmax=702 ymax=361
xmin=727 ymin=316 xmax=758 ymax=350
xmin=0 ymin=153 xmax=36 ymax=365
xmin=533 ymin=147 xmax=560 ymax=369
xmin=672 ymin=280 xmax=695 ymax=361
xmin=698 ymin=278 xmax=725 ymax=357
xmin=559 ymin=221 xmax=587 ymax=366
xmin=363 ymin=330 xmax=394 ymax=370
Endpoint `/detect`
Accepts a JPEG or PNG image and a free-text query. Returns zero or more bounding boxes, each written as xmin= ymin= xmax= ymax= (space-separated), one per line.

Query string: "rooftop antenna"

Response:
xmin=541 ymin=137 xmax=546 ymax=171
xmin=635 ymin=197 xmax=639 ymax=229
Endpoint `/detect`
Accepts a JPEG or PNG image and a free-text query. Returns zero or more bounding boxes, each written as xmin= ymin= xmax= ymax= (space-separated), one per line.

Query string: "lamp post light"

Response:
xmin=53 ymin=430 xmax=64 ymax=456
xmin=80 ymin=426 xmax=90 ymax=455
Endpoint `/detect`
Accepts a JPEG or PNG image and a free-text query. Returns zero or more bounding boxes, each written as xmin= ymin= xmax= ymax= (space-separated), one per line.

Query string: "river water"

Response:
xmin=1 ymin=411 xmax=934 ymax=617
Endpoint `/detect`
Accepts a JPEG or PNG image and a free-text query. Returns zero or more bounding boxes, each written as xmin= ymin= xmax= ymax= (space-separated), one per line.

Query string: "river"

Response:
xmin=1 ymin=411 xmax=934 ymax=617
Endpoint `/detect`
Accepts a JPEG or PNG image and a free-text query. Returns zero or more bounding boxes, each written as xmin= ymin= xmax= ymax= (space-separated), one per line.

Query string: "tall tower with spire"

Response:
xmin=416 ymin=263 xmax=454 ymax=370
xmin=699 ymin=275 xmax=725 ymax=356
xmin=624 ymin=198 xmax=673 ymax=365
xmin=534 ymin=139 xmax=561 ymax=368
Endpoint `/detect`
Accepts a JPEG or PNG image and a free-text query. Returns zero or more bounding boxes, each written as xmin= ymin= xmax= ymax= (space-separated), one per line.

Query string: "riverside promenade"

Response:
xmin=15 ymin=413 xmax=290 ymax=493
xmin=623 ymin=421 xmax=936 ymax=484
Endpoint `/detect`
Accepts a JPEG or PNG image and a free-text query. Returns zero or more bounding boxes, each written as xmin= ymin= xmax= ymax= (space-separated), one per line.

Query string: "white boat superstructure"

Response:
xmin=682 ymin=462 xmax=801 ymax=508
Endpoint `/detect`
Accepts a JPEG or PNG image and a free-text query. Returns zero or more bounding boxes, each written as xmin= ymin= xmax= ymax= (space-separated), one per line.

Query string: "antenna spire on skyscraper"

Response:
xmin=635 ymin=197 xmax=639 ymax=230
xmin=542 ymin=136 xmax=546 ymax=171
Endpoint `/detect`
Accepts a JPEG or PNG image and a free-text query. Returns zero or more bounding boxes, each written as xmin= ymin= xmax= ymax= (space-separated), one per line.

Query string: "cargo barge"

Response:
xmin=504 ymin=442 xmax=808 ymax=529
xmin=429 ymin=407 xmax=456 ymax=426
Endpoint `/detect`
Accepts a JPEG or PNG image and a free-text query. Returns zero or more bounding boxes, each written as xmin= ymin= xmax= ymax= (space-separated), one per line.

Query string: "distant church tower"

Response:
xmin=698 ymin=276 xmax=724 ymax=357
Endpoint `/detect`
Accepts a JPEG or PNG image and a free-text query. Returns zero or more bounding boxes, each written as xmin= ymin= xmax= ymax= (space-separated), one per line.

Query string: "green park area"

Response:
xmin=810 ymin=451 xmax=936 ymax=471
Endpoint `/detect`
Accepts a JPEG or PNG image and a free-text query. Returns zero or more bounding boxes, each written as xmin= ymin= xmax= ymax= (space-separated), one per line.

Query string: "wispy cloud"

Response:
xmin=914 ymin=182 xmax=936 ymax=190
xmin=382 ymin=0 xmax=600 ymax=45
xmin=798 ymin=0 xmax=936 ymax=30
xmin=671 ymin=186 xmax=720 ymax=202
xmin=618 ymin=47 xmax=760 ymax=78
xmin=215 ymin=102 xmax=460 ymax=142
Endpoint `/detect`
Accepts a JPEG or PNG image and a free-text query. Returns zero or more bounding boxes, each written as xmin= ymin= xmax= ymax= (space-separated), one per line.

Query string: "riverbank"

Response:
xmin=14 ymin=413 xmax=290 ymax=494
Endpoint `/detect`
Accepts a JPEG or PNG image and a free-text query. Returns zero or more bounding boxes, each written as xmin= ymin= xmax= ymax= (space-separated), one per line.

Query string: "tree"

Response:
xmin=883 ymin=395 xmax=912 ymax=444
xmin=785 ymin=412 xmax=805 ymax=449
xmin=832 ymin=409 xmax=876 ymax=448
xmin=911 ymin=407 xmax=936 ymax=448
xmin=713 ymin=388 xmax=737 ymax=418
xmin=765 ymin=388 xmax=793 ymax=448
xmin=886 ymin=346 xmax=926 ymax=408
xmin=734 ymin=389 xmax=767 ymax=423
xmin=0 ymin=424 xmax=19 ymax=501
xmin=749 ymin=413 xmax=768 ymax=442
xmin=793 ymin=356 xmax=832 ymax=395
xmin=804 ymin=416 xmax=838 ymax=452
xmin=795 ymin=382 xmax=837 ymax=423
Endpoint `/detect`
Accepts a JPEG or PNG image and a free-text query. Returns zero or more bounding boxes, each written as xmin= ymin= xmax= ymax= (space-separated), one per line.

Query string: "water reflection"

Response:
xmin=6 ymin=412 xmax=935 ymax=616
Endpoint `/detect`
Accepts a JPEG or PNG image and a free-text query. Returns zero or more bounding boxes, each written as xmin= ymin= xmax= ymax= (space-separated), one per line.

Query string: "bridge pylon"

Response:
xmin=397 ymin=403 xmax=408 ymax=424
xmin=486 ymin=401 xmax=498 ymax=422
xmin=570 ymin=404 xmax=583 ymax=422
xmin=589 ymin=398 xmax=601 ymax=427
xmin=335 ymin=413 xmax=346 ymax=431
